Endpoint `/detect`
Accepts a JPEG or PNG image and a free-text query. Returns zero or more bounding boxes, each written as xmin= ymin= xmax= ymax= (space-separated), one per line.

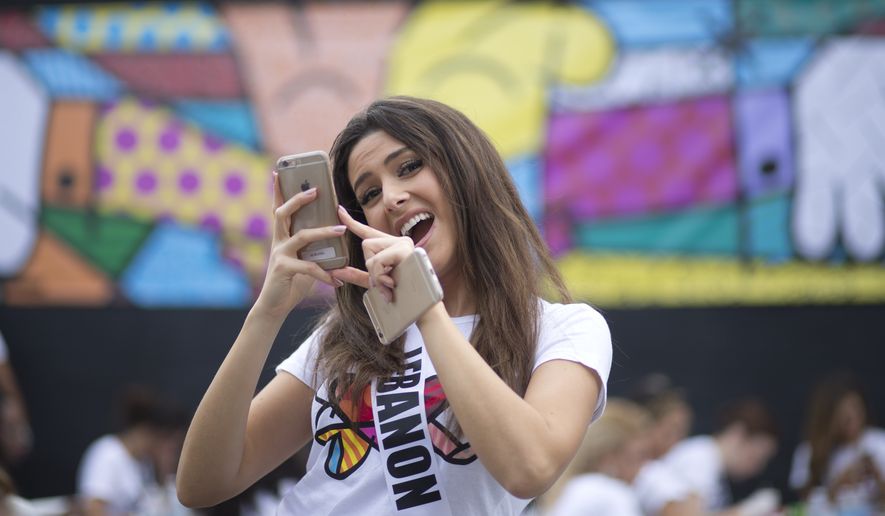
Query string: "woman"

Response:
xmin=543 ymin=399 xmax=651 ymax=516
xmin=790 ymin=372 xmax=885 ymax=511
xmin=176 ymin=96 xmax=612 ymax=515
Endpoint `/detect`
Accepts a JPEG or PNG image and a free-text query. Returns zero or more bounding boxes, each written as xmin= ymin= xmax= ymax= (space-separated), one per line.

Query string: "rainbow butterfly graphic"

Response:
xmin=314 ymin=384 xmax=377 ymax=480
xmin=314 ymin=376 xmax=476 ymax=480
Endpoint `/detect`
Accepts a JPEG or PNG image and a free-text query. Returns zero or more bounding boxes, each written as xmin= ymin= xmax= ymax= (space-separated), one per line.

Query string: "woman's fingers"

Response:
xmin=329 ymin=267 xmax=370 ymax=289
xmin=277 ymin=224 xmax=347 ymax=256
xmin=275 ymin=256 xmax=336 ymax=287
xmin=338 ymin=205 xmax=390 ymax=240
xmin=273 ymin=187 xmax=318 ymax=242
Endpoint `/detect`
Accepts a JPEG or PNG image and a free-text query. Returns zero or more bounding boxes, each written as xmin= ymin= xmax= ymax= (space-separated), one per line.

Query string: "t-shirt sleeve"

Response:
xmin=275 ymin=328 xmax=324 ymax=390
xmin=77 ymin=441 xmax=119 ymax=500
xmin=534 ymin=302 xmax=612 ymax=422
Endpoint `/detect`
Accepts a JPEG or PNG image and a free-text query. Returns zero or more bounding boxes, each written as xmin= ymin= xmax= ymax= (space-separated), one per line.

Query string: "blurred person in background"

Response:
xmin=629 ymin=374 xmax=704 ymax=516
xmin=543 ymin=399 xmax=651 ymax=516
xmin=664 ymin=399 xmax=780 ymax=516
xmin=77 ymin=386 xmax=183 ymax=516
xmin=0 ymin=331 xmax=32 ymax=467
xmin=789 ymin=372 xmax=885 ymax=514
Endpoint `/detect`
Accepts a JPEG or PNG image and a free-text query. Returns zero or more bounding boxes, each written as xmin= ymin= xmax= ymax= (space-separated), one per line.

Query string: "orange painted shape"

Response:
xmin=223 ymin=2 xmax=408 ymax=156
xmin=3 ymin=231 xmax=113 ymax=306
xmin=41 ymin=101 xmax=98 ymax=208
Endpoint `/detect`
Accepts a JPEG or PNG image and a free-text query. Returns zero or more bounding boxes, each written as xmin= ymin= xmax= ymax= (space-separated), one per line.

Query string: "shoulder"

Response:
xmin=535 ymin=300 xmax=611 ymax=358
xmin=862 ymin=428 xmax=885 ymax=453
xmin=275 ymin=321 xmax=329 ymax=390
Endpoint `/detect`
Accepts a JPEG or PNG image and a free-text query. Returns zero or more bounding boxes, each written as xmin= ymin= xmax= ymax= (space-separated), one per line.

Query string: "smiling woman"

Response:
xmin=176 ymin=96 xmax=613 ymax=515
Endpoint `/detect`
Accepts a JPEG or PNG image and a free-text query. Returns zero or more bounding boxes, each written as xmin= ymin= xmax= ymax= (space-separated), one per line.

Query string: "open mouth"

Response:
xmin=400 ymin=212 xmax=435 ymax=246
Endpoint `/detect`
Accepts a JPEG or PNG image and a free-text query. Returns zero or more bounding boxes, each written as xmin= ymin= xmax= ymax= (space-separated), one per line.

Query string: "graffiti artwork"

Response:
xmin=2 ymin=1 xmax=885 ymax=308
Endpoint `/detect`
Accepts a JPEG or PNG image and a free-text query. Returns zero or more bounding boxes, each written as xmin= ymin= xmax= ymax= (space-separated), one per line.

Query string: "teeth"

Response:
xmin=400 ymin=212 xmax=433 ymax=237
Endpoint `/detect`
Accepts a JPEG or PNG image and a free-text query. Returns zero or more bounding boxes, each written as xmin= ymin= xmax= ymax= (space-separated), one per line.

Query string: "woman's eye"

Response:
xmin=359 ymin=187 xmax=380 ymax=206
xmin=398 ymin=159 xmax=423 ymax=177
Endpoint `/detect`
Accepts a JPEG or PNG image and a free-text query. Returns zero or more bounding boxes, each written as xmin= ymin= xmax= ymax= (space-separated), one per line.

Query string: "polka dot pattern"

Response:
xmin=95 ymin=96 xmax=272 ymax=275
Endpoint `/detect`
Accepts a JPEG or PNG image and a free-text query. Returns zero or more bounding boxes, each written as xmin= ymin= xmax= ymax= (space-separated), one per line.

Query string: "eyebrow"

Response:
xmin=352 ymin=146 xmax=411 ymax=193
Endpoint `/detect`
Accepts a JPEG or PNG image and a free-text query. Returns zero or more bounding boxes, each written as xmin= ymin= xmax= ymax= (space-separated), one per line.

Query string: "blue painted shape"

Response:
xmin=576 ymin=203 xmax=739 ymax=256
xmin=22 ymin=49 xmax=122 ymax=100
xmin=584 ymin=0 xmax=732 ymax=47
xmin=120 ymin=222 xmax=251 ymax=307
xmin=173 ymin=100 xmax=262 ymax=150
xmin=736 ymin=38 xmax=815 ymax=88
xmin=506 ymin=155 xmax=542 ymax=223
xmin=748 ymin=193 xmax=792 ymax=261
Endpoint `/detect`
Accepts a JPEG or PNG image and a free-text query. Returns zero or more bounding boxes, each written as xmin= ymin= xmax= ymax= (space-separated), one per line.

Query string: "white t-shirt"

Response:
xmin=663 ymin=436 xmax=729 ymax=511
xmin=789 ymin=427 xmax=885 ymax=489
xmin=633 ymin=459 xmax=695 ymax=515
xmin=77 ymin=435 xmax=155 ymax=516
xmin=275 ymin=300 xmax=612 ymax=515
xmin=547 ymin=473 xmax=642 ymax=516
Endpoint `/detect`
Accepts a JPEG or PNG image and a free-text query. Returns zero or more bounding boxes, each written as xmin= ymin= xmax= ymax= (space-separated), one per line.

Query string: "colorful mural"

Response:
xmin=2 ymin=1 xmax=885 ymax=308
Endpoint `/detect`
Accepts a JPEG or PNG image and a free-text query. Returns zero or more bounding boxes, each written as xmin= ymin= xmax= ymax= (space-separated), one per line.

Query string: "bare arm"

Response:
xmin=176 ymin=175 xmax=342 ymax=507
xmin=417 ymin=303 xmax=600 ymax=498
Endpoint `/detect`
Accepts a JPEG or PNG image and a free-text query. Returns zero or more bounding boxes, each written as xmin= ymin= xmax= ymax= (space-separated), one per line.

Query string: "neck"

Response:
xmin=439 ymin=272 xmax=475 ymax=317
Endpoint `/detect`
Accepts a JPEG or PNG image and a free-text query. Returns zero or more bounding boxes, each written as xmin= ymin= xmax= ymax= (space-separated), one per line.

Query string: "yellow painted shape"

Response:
xmin=387 ymin=0 xmax=614 ymax=158
xmin=558 ymin=252 xmax=885 ymax=307
xmin=95 ymin=97 xmax=272 ymax=278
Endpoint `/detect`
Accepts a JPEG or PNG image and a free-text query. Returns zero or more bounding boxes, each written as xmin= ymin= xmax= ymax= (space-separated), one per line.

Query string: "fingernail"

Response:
xmin=305 ymin=187 xmax=317 ymax=195
xmin=334 ymin=279 xmax=344 ymax=287
xmin=338 ymin=205 xmax=347 ymax=213
xmin=333 ymin=225 xmax=346 ymax=234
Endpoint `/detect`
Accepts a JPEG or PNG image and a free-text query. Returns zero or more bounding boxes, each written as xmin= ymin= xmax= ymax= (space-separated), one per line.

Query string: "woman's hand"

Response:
xmin=253 ymin=173 xmax=345 ymax=320
xmin=331 ymin=206 xmax=414 ymax=302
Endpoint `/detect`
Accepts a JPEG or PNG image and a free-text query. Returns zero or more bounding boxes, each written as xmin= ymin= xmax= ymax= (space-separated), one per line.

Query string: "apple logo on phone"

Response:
xmin=300 ymin=180 xmax=311 ymax=192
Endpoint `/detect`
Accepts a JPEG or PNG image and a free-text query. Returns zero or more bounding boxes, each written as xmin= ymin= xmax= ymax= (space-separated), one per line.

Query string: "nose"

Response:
xmin=383 ymin=184 xmax=408 ymax=212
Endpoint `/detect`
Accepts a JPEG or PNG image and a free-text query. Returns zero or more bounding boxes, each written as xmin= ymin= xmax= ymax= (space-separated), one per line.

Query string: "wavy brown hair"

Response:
xmin=312 ymin=96 xmax=570 ymax=408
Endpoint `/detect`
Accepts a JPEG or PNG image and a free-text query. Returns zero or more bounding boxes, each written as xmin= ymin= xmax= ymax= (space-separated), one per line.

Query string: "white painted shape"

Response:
xmin=551 ymin=47 xmax=733 ymax=112
xmin=794 ymin=38 xmax=885 ymax=261
xmin=0 ymin=51 xmax=48 ymax=276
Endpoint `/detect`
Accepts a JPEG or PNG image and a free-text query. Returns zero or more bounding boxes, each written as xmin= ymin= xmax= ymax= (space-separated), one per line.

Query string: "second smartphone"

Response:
xmin=363 ymin=248 xmax=444 ymax=344
xmin=276 ymin=151 xmax=348 ymax=270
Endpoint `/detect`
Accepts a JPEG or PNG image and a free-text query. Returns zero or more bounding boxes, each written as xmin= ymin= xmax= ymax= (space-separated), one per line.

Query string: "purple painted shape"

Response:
xmin=201 ymin=213 xmax=221 ymax=232
xmin=178 ymin=169 xmax=200 ymax=193
xmin=543 ymin=97 xmax=738 ymax=253
xmin=225 ymin=172 xmax=245 ymax=196
xmin=115 ymin=127 xmax=137 ymax=152
xmin=204 ymin=133 xmax=224 ymax=153
xmin=97 ymin=165 xmax=113 ymax=191
xmin=734 ymin=90 xmax=794 ymax=197
xmin=135 ymin=169 xmax=157 ymax=194
xmin=245 ymin=215 xmax=268 ymax=239
xmin=159 ymin=125 xmax=181 ymax=152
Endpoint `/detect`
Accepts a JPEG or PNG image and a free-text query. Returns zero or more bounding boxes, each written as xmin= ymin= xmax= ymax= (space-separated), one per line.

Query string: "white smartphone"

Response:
xmin=276 ymin=151 xmax=348 ymax=270
xmin=363 ymin=248 xmax=444 ymax=344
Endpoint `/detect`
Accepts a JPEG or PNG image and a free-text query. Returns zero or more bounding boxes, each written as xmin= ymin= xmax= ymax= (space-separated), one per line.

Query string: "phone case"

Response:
xmin=363 ymin=248 xmax=444 ymax=344
xmin=276 ymin=151 xmax=348 ymax=270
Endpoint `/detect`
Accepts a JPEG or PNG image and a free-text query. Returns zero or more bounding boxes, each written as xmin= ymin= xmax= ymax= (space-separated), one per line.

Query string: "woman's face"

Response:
xmin=834 ymin=392 xmax=866 ymax=442
xmin=653 ymin=404 xmax=692 ymax=457
xmin=347 ymin=130 xmax=458 ymax=281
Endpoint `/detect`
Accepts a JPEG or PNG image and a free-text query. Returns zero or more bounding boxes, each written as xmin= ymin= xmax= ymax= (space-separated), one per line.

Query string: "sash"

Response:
xmin=371 ymin=327 xmax=453 ymax=515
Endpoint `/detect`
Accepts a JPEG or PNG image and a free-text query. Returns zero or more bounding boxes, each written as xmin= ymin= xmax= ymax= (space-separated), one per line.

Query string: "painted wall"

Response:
xmin=3 ymin=1 xmax=885 ymax=309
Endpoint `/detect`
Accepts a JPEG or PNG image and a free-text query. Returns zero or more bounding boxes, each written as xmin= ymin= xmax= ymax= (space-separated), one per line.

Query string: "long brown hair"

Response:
xmin=804 ymin=372 xmax=870 ymax=491
xmin=313 ymin=96 xmax=569 ymax=407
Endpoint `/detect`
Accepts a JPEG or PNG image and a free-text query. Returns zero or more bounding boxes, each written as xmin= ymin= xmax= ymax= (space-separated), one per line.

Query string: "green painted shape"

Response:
xmin=41 ymin=206 xmax=154 ymax=278
xmin=748 ymin=193 xmax=792 ymax=260
xmin=576 ymin=203 xmax=739 ymax=256
xmin=737 ymin=0 xmax=885 ymax=37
